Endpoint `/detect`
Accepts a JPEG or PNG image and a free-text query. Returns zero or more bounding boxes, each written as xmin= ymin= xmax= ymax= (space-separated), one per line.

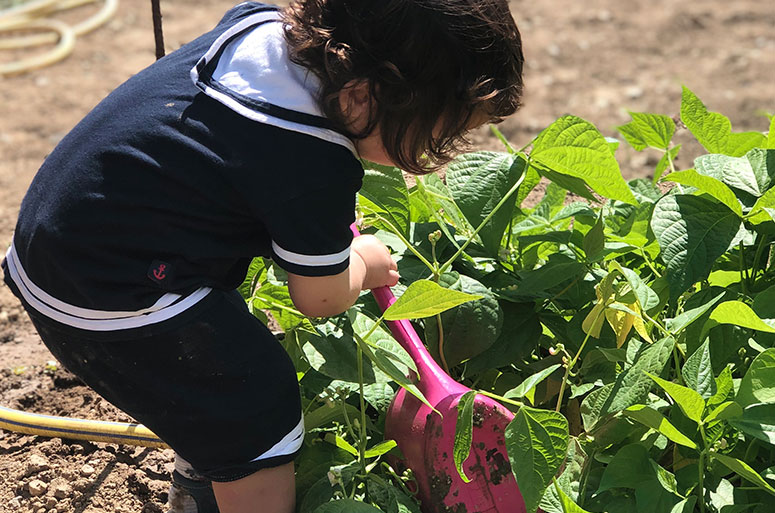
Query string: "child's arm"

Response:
xmin=287 ymin=235 xmax=398 ymax=318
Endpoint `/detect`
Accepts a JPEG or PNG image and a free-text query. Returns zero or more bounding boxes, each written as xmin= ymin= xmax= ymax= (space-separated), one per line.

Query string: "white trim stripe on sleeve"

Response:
xmin=4 ymin=244 xmax=212 ymax=331
xmin=271 ymin=241 xmax=350 ymax=267
xmin=249 ymin=415 xmax=304 ymax=461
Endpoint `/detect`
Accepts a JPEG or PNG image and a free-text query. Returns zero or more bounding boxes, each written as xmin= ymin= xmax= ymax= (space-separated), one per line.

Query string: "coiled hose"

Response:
xmin=0 ymin=0 xmax=118 ymax=76
xmin=0 ymin=404 xmax=168 ymax=448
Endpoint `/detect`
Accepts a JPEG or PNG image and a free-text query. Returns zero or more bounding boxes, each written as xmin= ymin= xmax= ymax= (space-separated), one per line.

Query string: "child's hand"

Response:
xmin=351 ymin=234 xmax=399 ymax=290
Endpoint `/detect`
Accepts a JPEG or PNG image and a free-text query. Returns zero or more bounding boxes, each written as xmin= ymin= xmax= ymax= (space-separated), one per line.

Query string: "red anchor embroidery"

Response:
xmin=153 ymin=263 xmax=167 ymax=280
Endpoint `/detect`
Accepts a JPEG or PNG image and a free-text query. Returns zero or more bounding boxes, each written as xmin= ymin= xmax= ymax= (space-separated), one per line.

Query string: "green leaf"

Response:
xmin=447 ymin=151 xmax=527 ymax=256
xmin=597 ymin=443 xmax=654 ymax=492
xmin=504 ymin=364 xmax=562 ymax=400
xmin=580 ymin=337 xmax=675 ymax=430
xmin=651 ymin=194 xmax=741 ymax=300
xmin=736 ymin=348 xmax=775 ymax=407
xmin=583 ymin=213 xmax=605 ymax=260
xmin=323 ymin=433 xmax=358 ymax=456
xmin=769 ymin=116 xmax=775 ymax=149
xmin=350 ymin=332 xmax=437 ymax=417
xmin=618 ymin=112 xmax=676 ymax=150
xmin=693 ymin=149 xmax=775 ymax=198
xmin=708 ymin=366 xmax=735 ymax=411
xmin=383 ymin=279 xmax=483 ymax=320
xmin=682 ymin=339 xmax=717 ymax=399
xmin=554 ymin=479 xmax=594 ymax=513
xmin=712 ymin=453 xmax=775 ymax=496
xmin=623 ymin=404 xmax=698 ymax=448
xmin=513 ymin=256 xmax=586 ymax=299
xmin=540 ymin=439 xmax=587 ymax=512
xmin=304 ymin=402 xmax=364 ymax=432
xmin=365 ymin=474 xmax=400 ymax=513
xmin=536 ymin=166 xmax=598 ymax=203
xmin=730 ymin=403 xmax=775 ymax=445
xmin=531 ymin=115 xmax=638 ymax=204
xmin=665 ymin=292 xmax=725 ymax=334
xmin=680 ymin=86 xmax=766 ymax=157
xmin=703 ymin=401 xmax=743 ymax=424
xmin=364 ymin=440 xmax=398 ymax=459
xmin=425 ymin=273 xmax=503 ymax=367
xmin=746 ymin=187 xmax=775 ymax=225
xmin=253 ymin=283 xmax=306 ymax=332
xmin=359 ymin=163 xmax=411 ymax=239
xmin=703 ymin=302 xmax=775 ymax=341
xmin=312 ymin=499 xmax=385 ymax=513
xmin=609 ymin=261 xmax=661 ymax=311
xmin=670 ymin=498 xmax=698 ymax=513
xmin=645 ymin=371 xmax=705 ymax=424
xmin=418 ymin=173 xmax=471 ymax=233
xmin=663 ymin=169 xmax=742 ymax=216
xmin=505 ymin=406 xmax=570 ymax=513
xmin=453 ymin=391 xmax=477 ymax=484
xmin=302 ymin=329 xmax=373 ymax=383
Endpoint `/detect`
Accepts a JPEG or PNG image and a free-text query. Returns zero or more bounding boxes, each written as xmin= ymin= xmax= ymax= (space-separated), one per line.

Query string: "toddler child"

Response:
xmin=2 ymin=1 xmax=524 ymax=511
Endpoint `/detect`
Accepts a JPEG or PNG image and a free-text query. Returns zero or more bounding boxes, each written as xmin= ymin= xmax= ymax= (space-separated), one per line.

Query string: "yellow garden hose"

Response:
xmin=0 ymin=404 xmax=169 ymax=448
xmin=0 ymin=0 xmax=118 ymax=76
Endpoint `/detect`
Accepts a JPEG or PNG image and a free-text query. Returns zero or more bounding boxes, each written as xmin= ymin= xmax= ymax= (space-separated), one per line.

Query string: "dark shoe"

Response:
xmin=167 ymin=470 xmax=220 ymax=513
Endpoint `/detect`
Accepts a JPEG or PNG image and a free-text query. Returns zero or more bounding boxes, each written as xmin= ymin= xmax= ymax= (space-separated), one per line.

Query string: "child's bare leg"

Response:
xmin=211 ymin=462 xmax=295 ymax=513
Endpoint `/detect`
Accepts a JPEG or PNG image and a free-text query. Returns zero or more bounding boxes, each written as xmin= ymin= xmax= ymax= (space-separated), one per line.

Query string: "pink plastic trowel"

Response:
xmin=354 ymin=227 xmax=526 ymax=513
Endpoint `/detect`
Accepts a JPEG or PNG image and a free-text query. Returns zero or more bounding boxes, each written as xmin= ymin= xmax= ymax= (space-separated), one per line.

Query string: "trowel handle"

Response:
xmin=350 ymin=224 xmax=456 ymax=396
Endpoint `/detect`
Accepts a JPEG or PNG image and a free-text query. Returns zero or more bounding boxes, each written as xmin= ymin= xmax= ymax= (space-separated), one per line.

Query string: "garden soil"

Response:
xmin=0 ymin=0 xmax=772 ymax=511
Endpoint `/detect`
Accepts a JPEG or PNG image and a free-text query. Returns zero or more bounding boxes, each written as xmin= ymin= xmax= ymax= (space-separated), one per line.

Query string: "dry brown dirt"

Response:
xmin=0 ymin=0 xmax=773 ymax=511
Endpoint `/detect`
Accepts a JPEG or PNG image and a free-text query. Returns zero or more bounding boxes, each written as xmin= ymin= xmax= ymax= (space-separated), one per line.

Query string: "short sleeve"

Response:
xmin=261 ymin=183 xmax=358 ymax=277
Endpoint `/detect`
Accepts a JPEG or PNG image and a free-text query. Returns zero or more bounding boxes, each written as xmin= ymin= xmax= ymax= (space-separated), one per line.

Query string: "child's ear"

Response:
xmin=338 ymin=80 xmax=372 ymax=132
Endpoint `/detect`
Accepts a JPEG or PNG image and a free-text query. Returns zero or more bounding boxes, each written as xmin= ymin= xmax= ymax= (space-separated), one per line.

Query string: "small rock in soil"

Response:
xmin=79 ymin=463 xmax=95 ymax=477
xmin=26 ymin=454 xmax=50 ymax=475
xmin=28 ymin=479 xmax=48 ymax=496
xmin=52 ymin=482 xmax=71 ymax=499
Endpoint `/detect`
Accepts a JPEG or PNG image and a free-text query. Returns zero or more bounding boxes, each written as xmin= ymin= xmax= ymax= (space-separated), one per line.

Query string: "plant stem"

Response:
xmin=639 ymin=248 xmax=663 ymax=278
xmin=697 ymin=422 xmax=710 ymax=513
xmin=254 ymin=296 xmax=304 ymax=317
xmin=436 ymin=313 xmax=450 ymax=374
xmin=373 ymin=215 xmax=436 ymax=272
xmin=739 ymin=241 xmax=749 ymax=295
xmin=667 ymin=146 xmax=678 ymax=175
xmin=438 ymin=159 xmax=528 ymax=275
xmin=743 ymin=438 xmax=758 ymax=463
xmin=556 ymin=308 xmax=602 ymax=412
xmin=673 ymin=347 xmax=685 ymax=386
xmin=340 ymin=395 xmax=358 ymax=441
xmin=752 ymin=234 xmax=769 ymax=283
xmin=381 ymin=462 xmax=416 ymax=498
xmin=698 ymin=450 xmax=706 ymax=513
xmin=476 ymin=389 xmax=524 ymax=408
xmin=490 ymin=124 xmax=515 ymax=154
xmin=643 ymin=312 xmax=670 ymax=337
xmin=356 ymin=345 xmax=369 ymax=494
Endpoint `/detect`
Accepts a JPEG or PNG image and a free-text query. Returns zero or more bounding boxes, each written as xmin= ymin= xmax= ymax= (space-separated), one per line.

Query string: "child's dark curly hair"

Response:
xmin=282 ymin=0 xmax=525 ymax=174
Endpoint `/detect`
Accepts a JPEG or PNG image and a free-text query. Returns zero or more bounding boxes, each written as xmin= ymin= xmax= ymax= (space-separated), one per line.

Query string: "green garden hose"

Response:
xmin=0 ymin=404 xmax=168 ymax=448
xmin=0 ymin=0 xmax=118 ymax=76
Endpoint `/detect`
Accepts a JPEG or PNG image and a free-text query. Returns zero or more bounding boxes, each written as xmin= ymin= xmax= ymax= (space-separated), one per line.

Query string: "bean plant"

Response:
xmin=241 ymin=86 xmax=775 ymax=513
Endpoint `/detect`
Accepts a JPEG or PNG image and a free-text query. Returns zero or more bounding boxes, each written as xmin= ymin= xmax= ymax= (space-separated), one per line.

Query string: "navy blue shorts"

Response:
xmin=23 ymin=289 xmax=303 ymax=482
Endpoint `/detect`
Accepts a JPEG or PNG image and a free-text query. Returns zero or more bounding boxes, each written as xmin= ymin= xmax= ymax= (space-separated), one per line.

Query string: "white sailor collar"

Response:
xmin=191 ymin=8 xmax=357 ymax=155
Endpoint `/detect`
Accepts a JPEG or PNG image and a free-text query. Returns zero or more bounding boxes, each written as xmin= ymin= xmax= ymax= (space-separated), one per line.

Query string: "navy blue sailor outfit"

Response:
xmin=3 ymin=2 xmax=363 ymax=334
xmin=1 ymin=2 xmax=363 ymax=477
